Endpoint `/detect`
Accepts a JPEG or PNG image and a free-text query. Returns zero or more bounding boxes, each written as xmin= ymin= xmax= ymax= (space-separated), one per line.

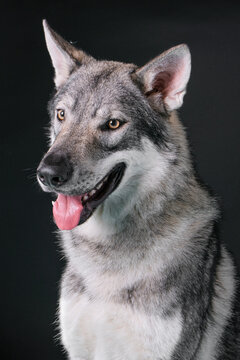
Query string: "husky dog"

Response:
xmin=37 ymin=20 xmax=240 ymax=360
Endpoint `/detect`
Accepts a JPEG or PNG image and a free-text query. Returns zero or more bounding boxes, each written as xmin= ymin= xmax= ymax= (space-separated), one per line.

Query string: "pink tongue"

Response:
xmin=52 ymin=194 xmax=83 ymax=230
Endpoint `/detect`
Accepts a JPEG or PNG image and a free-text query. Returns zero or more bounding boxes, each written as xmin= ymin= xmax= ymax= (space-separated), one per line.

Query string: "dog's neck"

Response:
xmin=61 ymin=176 xmax=217 ymax=298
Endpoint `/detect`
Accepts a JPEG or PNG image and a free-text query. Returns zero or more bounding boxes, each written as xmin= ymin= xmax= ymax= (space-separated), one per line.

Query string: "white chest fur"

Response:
xmin=60 ymin=293 xmax=182 ymax=360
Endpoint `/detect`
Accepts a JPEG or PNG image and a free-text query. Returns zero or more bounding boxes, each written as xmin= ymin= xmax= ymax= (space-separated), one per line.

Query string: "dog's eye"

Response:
xmin=107 ymin=119 xmax=121 ymax=130
xmin=100 ymin=119 xmax=126 ymax=131
xmin=56 ymin=109 xmax=65 ymax=121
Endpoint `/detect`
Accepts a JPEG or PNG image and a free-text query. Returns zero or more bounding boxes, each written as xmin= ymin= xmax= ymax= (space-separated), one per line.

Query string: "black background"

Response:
xmin=1 ymin=1 xmax=240 ymax=359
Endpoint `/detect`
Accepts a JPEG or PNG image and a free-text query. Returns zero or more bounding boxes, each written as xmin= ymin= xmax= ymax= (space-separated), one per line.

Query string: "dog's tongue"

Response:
xmin=52 ymin=194 xmax=83 ymax=230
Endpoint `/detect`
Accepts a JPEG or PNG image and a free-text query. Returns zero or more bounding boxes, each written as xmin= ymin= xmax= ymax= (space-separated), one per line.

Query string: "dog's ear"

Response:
xmin=43 ymin=20 xmax=94 ymax=88
xmin=134 ymin=44 xmax=191 ymax=112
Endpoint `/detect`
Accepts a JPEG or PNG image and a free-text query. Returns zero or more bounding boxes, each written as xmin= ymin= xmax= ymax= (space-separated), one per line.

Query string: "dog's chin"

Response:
xmin=52 ymin=162 xmax=126 ymax=230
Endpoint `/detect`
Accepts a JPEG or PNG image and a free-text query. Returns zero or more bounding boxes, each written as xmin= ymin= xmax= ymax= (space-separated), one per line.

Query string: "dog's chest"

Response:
xmin=60 ymin=293 xmax=182 ymax=360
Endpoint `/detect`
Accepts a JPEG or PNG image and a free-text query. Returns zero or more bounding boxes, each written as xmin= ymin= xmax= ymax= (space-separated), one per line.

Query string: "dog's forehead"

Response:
xmin=53 ymin=60 xmax=137 ymax=111
xmin=75 ymin=60 xmax=136 ymax=86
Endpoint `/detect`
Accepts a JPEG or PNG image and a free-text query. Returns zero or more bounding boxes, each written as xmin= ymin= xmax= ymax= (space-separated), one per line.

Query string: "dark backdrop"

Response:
xmin=1 ymin=1 xmax=240 ymax=359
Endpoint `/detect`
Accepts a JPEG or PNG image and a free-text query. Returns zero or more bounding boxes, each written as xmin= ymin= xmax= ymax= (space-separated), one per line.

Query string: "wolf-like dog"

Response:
xmin=37 ymin=20 xmax=240 ymax=359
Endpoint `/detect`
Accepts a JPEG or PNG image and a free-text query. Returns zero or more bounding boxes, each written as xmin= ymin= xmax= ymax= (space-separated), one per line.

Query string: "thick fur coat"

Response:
xmin=37 ymin=20 xmax=240 ymax=359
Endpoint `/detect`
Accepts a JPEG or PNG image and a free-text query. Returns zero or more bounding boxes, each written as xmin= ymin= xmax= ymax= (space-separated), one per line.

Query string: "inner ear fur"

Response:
xmin=133 ymin=44 xmax=191 ymax=112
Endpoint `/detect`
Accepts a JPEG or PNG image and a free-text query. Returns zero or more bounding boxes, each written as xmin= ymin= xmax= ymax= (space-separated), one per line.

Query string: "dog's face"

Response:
xmin=37 ymin=20 xmax=191 ymax=230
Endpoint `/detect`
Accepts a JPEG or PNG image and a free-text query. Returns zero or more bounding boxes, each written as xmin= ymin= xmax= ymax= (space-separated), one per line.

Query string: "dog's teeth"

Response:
xmin=83 ymin=194 xmax=89 ymax=202
xmin=97 ymin=182 xmax=103 ymax=189
xmin=89 ymin=189 xmax=96 ymax=197
xmin=103 ymin=176 xmax=108 ymax=182
xmin=52 ymin=201 xmax=55 ymax=206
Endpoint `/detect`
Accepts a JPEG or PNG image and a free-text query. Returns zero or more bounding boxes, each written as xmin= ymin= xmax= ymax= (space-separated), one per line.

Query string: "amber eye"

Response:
xmin=56 ymin=109 xmax=65 ymax=121
xmin=107 ymin=119 xmax=120 ymax=130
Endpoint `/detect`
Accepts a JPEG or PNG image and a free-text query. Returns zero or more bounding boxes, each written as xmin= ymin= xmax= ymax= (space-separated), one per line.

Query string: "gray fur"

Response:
xmin=38 ymin=20 xmax=240 ymax=359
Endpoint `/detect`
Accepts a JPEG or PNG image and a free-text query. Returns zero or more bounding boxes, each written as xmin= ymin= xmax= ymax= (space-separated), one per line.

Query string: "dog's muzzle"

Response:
xmin=37 ymin=150 xmax=126 ymax=230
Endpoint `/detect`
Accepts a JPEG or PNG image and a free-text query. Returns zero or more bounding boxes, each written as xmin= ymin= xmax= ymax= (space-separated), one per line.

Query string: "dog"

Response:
xmin=37 ymin=20 xmax=240 ymax=359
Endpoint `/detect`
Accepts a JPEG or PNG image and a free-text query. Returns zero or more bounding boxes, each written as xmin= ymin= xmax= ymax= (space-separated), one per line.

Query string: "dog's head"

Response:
xmin=37 ymin=20 xmax=191 ymax=231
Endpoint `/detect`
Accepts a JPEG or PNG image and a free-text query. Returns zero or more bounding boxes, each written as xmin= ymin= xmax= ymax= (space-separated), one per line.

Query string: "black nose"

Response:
xmin=37 ymin=151 xmax=73 ymax=188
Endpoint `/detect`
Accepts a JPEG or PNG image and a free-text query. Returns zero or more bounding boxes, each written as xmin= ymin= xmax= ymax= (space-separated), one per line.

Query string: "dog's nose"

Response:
xmin=37 ymin=151 xmax=73 ymax=188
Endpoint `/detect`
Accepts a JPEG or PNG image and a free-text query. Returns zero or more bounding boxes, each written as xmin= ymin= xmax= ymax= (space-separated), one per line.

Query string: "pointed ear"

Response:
xmin=134 ymin=44 xmax=191 ymax=112
xmin=42 ymin=20 xmax=93 ymax=88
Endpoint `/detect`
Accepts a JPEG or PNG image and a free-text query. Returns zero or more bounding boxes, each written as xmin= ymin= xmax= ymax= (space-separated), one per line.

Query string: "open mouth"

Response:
xmin=52 ymin=162 xmax=126 ymax=230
